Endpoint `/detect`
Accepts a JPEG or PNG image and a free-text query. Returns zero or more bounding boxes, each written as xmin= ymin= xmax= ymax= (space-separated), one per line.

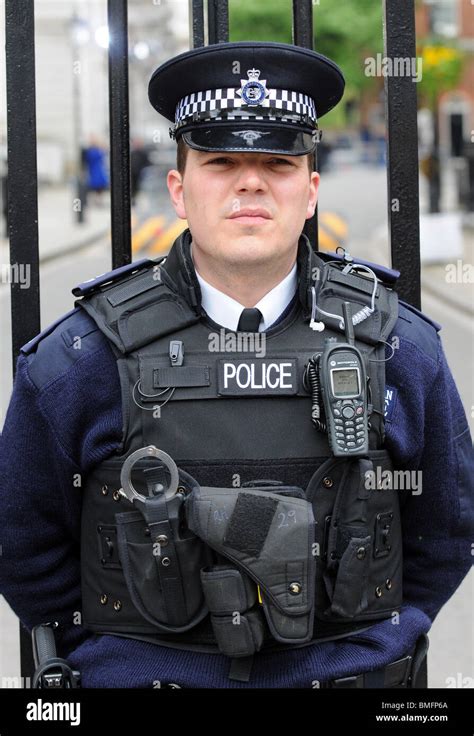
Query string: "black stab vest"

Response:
xmin=77 ymin=229 xmax=402 ymax=654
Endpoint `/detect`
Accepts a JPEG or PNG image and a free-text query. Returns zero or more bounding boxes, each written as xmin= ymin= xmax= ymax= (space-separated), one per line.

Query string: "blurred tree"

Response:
xmin=417 ymin=43 xmax=464 ymax=103
xmin=229 ymin=0 xmax=384 ymax=120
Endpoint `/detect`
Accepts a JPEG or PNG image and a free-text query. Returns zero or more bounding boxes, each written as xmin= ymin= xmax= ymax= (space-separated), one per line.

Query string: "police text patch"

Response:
xmin=217 ymin=359 xmax=298 ymax=396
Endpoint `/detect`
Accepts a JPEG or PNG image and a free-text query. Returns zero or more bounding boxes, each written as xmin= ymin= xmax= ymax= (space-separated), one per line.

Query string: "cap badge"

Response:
xmin=232 ymin=130 xmax=271 ymax=146
xmin=237 ymin=69 xmax=269 ymax=106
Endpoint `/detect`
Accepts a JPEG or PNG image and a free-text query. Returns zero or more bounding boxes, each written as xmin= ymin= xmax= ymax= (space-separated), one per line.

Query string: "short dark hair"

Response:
xmin=176 ymin=137 xmax=314 ymax=177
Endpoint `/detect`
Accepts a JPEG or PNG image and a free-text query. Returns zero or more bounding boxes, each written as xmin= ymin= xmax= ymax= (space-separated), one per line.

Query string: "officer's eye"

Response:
xmin=207 ymin=157 xmax=233 ymax=164
xmin=268 ymin=158 xmax=292 ymax=165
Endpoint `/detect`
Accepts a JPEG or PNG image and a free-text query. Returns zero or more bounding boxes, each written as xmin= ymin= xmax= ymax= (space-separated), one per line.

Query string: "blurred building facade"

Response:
xmin=0 ymin=0 xmax=190 ymax=185
xmin=417 ymin=0 xmax=473 ymax=163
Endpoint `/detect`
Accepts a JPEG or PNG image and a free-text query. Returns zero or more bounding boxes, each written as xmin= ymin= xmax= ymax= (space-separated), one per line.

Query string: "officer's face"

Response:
xmin=167 ymin=149 xmax=319 ymax=270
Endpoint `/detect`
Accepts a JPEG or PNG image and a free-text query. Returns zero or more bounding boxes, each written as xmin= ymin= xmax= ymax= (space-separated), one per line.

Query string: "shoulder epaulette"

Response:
xmin=398 ymin=299 xmax=442 ymax=333
xmin=72 ymin=257 xmax=165 ymax=298
xmin=19 ymin=307 xmax=107 ymax=389
xmin=20 ymin=308 xmax=80 ymax=355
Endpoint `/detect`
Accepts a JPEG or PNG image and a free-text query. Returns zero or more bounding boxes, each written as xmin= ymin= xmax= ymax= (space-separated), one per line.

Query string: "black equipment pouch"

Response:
xmin=185 ymin=484 xmax=316 ymax=645
xmin=116 ymin=467 xmax=212 ymax=633
xmin=307 ymin=449 xmax=403 ymax=623
xmin=200 ymin=565 xmax=265 ymax=658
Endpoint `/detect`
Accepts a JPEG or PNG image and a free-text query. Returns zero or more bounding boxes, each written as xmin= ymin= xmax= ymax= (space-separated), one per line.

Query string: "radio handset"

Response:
xmin=319 ymin=303 xmax=370 ymax=457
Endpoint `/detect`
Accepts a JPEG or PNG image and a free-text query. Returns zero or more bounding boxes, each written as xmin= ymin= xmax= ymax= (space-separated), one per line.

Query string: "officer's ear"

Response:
xmin=306 ymin=170 xmax=320 ymax=220
xmin=167 ymin=169 xmax=187 ymax=220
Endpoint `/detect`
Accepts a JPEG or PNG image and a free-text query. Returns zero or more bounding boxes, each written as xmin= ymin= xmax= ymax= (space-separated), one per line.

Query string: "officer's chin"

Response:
xmin=223 ymin=225 xmax=274 ymax=245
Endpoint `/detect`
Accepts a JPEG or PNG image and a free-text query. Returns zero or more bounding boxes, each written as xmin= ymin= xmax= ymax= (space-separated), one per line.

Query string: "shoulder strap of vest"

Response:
xmin=316 ymin=250 xmax=400 ymax=286
xmin=300 ymin=240 xmax=399 ymax=347
xmin=74 ymin=255 xmax=201 ymax=355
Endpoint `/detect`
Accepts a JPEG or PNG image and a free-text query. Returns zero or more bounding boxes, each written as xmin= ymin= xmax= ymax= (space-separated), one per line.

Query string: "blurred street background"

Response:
xmin=0 ymin=0 xmax=473 ymax=688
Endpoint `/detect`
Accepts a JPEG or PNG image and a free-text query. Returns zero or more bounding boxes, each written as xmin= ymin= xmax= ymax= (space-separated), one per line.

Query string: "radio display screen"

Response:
xmin=331 ymin=368 xmax=360 ymax=397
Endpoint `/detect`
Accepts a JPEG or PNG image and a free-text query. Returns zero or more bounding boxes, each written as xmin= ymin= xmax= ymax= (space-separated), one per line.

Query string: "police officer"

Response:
xmin=0 ymin=42 xmax=472 ymax=690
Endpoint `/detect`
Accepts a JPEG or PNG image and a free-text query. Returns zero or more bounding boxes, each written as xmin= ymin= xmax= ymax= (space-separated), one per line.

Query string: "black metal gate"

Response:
xmin=4 ymin=0 xmax=422 ymax=681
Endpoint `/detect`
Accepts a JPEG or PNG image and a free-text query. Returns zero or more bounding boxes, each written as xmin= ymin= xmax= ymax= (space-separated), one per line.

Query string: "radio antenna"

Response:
xmin=342 ymin=302 xmax=355 ymax=345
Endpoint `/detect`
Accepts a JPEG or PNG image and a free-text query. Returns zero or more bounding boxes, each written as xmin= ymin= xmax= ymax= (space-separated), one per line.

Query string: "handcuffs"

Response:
xmin=118 ymin=445 xmax=180 ymax=504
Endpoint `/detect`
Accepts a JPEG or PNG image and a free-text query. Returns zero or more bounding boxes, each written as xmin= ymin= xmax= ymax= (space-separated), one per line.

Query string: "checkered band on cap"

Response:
xmin=174 ymin=86 xmax=318 ymax=127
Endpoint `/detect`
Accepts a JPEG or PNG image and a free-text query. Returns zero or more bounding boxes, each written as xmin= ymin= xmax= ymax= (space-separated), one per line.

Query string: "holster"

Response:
xmin=185 ymin=483 xmax=316 ymax=647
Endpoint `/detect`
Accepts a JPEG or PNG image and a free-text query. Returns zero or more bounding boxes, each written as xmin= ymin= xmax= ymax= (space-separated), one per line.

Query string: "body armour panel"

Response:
xmin=77 ymin=230 xmax=402 ymax=657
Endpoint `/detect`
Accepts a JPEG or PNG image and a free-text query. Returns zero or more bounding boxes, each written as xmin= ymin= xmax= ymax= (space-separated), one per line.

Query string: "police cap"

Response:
xmin=148 ymin=41 xmax=345 ymax=156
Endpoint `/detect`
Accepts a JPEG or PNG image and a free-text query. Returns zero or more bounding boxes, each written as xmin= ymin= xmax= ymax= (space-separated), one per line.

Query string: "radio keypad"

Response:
xmin=332 ymin=399 xmax=367 ymax=449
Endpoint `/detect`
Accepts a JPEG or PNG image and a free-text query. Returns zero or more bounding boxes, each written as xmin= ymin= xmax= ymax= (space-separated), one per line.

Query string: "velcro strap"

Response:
xmin=328 ymin=269 xmax=380 ymax=297
xmin=107 ymin=276 xmax=158 ymax=307
xmin=154 ymin=366 xmax=210 ymax=388
xmin=223 ymin=492 xmax=278 ymax=557
xmin=141 ymin=496 xmax=188 ymax=627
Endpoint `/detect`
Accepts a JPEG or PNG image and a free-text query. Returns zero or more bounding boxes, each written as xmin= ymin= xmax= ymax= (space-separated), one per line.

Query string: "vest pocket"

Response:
xmin=309 ymin=450 xmax=403 ymax=623
xmin=324 ymin=533 xmax=371 ymax=618
xmin=116 ymin=510 xmax=211 ymax=632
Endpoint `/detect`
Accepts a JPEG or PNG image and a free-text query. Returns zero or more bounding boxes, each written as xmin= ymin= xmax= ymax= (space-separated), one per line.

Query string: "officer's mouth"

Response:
xmin=227 ymin=208 xmax=272 ymax=225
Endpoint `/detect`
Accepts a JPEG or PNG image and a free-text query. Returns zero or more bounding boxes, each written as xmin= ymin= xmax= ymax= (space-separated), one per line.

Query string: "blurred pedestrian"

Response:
xmin=82 ymin=134 xmax=109 ymax=206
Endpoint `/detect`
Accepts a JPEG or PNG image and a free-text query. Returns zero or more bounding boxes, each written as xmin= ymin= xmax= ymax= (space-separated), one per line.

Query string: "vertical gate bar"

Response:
xmin=189 ymin=0 xmax=205 ymax=49
xmin=5 ymin=0 xmax=41 ymax=682
xmin=292 ymin=0 xmax=319 ymax=251
xmin=383 ymin=0 xmax=421 ymax=308
xmin=207 ymin=0 xmax=229 ymax=45
xmin=107 ymin=0 xmax=132 ymax=269
xmin=292 ymin=0 xmax=313 ymax=49
xmin=5 ymin=0 xmax=41 ymax=363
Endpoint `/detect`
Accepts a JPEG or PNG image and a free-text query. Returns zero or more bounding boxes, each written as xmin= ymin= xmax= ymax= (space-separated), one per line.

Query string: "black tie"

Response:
xmin=237 ymin=307 xmax=263 ymax=332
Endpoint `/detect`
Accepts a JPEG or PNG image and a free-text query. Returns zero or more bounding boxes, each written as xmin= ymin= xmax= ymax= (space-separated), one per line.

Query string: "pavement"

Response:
xmin=368 ymin=216 xmax=474 ymax=319
xmin=0 ymin=182 xmax=189 ymax=283
xmin=0 ymin=183 xmax=111 ymax=267
xmin=420 ymin=227 xmax=474 ymax=318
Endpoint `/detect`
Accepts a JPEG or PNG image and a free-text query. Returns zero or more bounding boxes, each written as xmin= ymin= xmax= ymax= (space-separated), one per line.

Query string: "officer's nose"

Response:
xmin=234 ymin=162 xmax=268 ymax=193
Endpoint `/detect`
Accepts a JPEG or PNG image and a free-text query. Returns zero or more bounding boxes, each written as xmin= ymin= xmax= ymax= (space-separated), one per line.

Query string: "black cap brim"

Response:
xmin=181 ymin=122 xmax=316 ymax=155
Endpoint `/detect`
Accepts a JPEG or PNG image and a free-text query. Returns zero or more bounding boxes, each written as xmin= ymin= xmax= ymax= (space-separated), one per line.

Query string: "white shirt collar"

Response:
xmin=191 ymin=243 xmax=297 ymax=332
